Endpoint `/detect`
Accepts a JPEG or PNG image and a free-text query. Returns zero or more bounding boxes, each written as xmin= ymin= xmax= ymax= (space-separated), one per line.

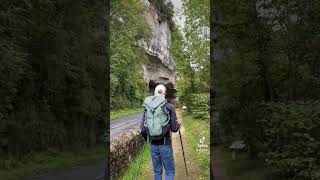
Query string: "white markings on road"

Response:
xmin=129 ymin=119 xmax=140 ymax=124
xmin=111 ymin=122 xmax=126 ymax=129
xmin=95 ymin=174 xmax=104 ymax=179
xmin=110 ymin=119 xmax=140 ymax=129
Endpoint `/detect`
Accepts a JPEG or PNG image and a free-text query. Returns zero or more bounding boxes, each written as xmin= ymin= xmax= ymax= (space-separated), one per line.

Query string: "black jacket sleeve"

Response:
xmin=140 ymin=108 xmax=147 ymax=141
xmin=166 ymin=103 xmax=180 ymax=132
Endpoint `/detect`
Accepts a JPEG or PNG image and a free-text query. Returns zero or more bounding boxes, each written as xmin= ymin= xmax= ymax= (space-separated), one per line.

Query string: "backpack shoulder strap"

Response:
xmin=161 ymin=101 xmax=169 ymax=113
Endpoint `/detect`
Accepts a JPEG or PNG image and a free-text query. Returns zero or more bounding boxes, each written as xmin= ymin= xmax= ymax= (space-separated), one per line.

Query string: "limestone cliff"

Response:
xmin=140 ymin=0 xmax=176 ymax=91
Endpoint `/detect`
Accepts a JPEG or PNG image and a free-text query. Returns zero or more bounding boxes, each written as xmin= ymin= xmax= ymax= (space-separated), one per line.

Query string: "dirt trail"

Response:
xmin=140 ymin=110 xmax=200 ymax=180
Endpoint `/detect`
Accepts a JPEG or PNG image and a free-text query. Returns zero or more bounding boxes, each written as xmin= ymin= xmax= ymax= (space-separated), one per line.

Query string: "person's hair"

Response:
xmin=154 ymin=84 xmax=167 ymax=96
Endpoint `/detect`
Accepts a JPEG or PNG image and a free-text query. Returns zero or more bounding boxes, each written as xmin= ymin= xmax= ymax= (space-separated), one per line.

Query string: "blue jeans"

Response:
xmin=150 ymin=144 xmax=175 ymax=180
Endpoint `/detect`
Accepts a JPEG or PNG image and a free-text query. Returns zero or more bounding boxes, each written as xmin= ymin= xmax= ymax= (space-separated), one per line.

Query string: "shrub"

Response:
xmin=149 ymin=0 xmax=174 ymax=30
xmin=257 ymin=101 xmax=320 ymax=180
xmin=110 ymin=97 xmax=142 ymax=111
xmin=189 ymin=93 xmax=210 ymax=120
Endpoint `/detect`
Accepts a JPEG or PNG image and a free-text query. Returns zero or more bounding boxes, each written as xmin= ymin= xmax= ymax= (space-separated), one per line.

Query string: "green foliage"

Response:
xmin=110 ymin=108 xmax=143 ymax=121
xmin=149 ymin=0 xmax=174 ymax=30
xmin=172 ymin=0 xmax=210 ymax=115
xmin=189 ymin=94 xmax=210 ymax=120
xmin=182 ymin=113 xmax=210 ymax=179
xmin=111 ymin=0 xmax=149 ymax=110
xmin=257 ymin=102 xmax=320 ymax=180
xmin=121 ymin=144 xmax=151 ymax=180
xmin=214 ymin=0 xmax=320 ymax=179
xmin=0 ymin=0 xmax=107 ymax=157
xmin=183 ymin=0 xmax=210 ymax=87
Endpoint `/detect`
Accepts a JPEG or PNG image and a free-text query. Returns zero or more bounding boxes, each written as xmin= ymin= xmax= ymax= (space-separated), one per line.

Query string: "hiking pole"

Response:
xmin=134 ymin=141 xmax=147 ymax=180
xmin=178 ymin=129 xmax=189 ymax=177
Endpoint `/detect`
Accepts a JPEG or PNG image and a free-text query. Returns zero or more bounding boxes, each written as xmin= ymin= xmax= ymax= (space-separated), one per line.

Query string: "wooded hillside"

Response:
xmin=213 ymin=0 xmax=320 ymax=179
xmin=0 ymin=0 xmax=107 ymax=157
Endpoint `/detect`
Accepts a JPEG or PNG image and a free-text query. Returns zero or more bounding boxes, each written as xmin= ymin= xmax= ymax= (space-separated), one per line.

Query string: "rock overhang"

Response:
xmin=140 ymin=0 xmax=177 ymax=99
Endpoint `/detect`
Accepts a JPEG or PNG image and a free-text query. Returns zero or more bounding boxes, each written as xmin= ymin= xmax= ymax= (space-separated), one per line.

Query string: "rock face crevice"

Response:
xmin=141 ymin=0 xmax=176 ymax=91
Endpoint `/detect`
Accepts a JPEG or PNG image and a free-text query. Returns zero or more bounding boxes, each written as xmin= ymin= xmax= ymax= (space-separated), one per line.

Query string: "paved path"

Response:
xmin=27 ymin=160 xmax=106 ymax=180
xmin=110 ymin=113 xmax=143 ymax=139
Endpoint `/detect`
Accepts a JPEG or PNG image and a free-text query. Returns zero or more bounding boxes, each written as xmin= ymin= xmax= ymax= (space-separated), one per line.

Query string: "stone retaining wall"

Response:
xmin=110 ymin=129 xmax=145 ymax=179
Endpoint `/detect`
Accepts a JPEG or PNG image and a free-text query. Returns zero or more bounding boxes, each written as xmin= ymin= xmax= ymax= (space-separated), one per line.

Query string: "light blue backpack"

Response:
xmin=143 ymin=96 xmax=170 ymax=141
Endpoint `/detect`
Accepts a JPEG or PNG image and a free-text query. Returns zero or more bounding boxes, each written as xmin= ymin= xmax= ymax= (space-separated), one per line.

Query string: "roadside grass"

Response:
xmin=0 ymin=146 xmax=106 ymax=180
xmin=111 ymin=108 xmax=143 ymax=121
xmin=212 ymin=145 xmax=272 ymax=180
xmin=182 ymin=112 xmax=210 ymax=179
xmin=120 ymin=143 xmax=151 ymax=180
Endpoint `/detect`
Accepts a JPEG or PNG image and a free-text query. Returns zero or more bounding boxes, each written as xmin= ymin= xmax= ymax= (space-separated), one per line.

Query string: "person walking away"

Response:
xmin=140 ymin=84 xmax=180 ymax=180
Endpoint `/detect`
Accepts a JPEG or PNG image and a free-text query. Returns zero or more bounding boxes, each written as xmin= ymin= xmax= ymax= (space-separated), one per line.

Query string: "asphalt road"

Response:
xmin=26 ymin=113 xmax=143 ymax=180
xmin=27 ymin=160 xmax=106 ymax=180
xmin=110 ymin=113 xmax=143 ymax=139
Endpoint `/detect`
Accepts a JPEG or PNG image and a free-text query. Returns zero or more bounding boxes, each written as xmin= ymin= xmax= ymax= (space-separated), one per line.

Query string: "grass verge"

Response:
xmin=111 ymin=108 xmax=143 ymax=121
xmin=182 ymin=112 xmax=210 ymax=179
xmin=0 ymin=146 xmax=106 ymax=180
xmin=212 ymin=145 xmax=271 ymax=180
xmin=120 ymin=143 xmax=151 ymax=180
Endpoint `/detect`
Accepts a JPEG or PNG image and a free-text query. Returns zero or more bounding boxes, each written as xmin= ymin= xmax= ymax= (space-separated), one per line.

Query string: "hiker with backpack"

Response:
xmin=140 ymin=84 xmax=181 ymax=180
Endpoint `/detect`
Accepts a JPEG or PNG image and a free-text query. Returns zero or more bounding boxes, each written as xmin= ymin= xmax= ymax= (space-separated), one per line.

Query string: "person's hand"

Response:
xmin=177 ymin=119 xmax=181 ymax=126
